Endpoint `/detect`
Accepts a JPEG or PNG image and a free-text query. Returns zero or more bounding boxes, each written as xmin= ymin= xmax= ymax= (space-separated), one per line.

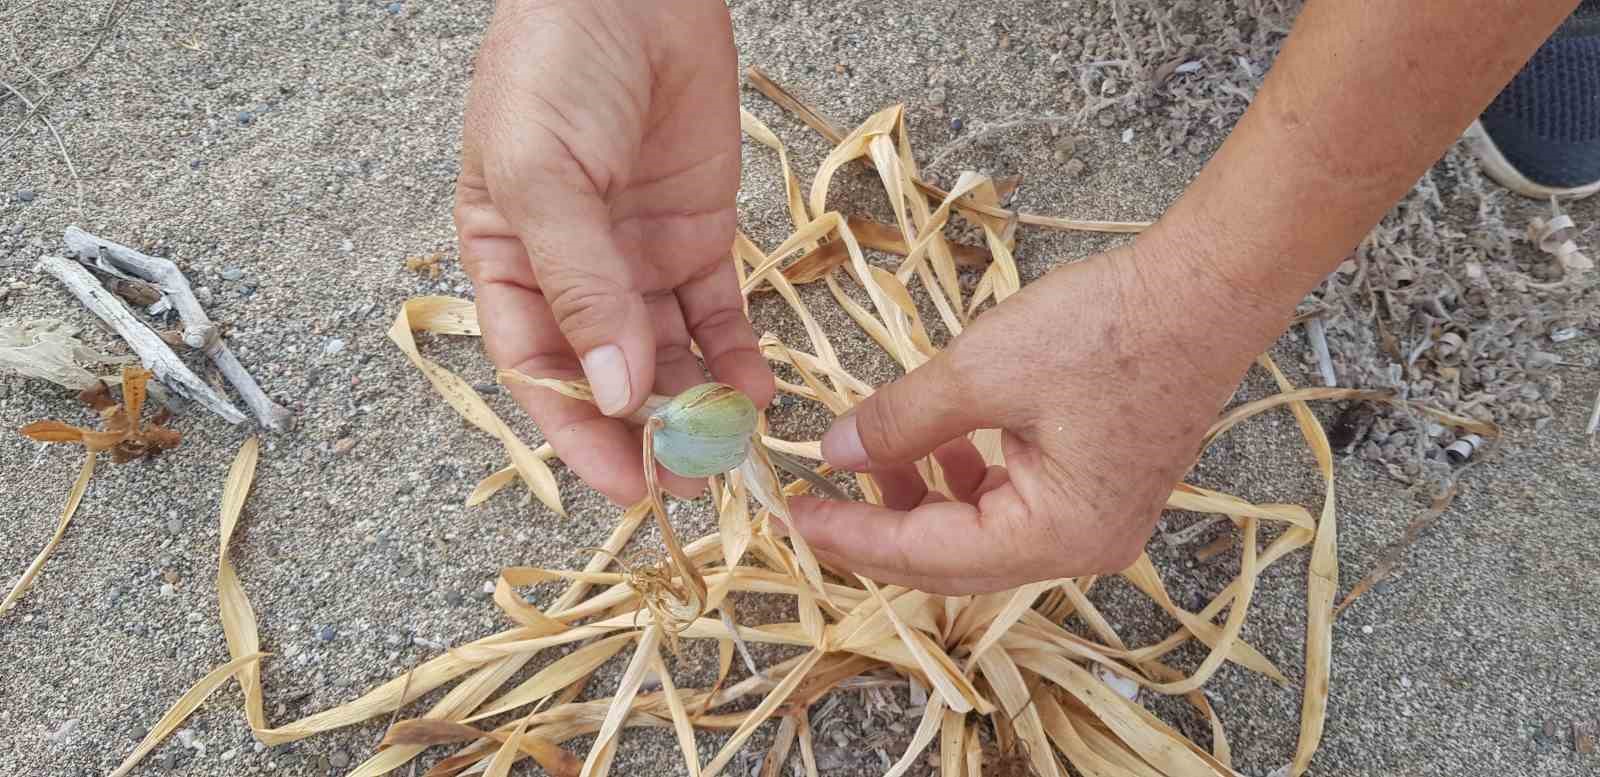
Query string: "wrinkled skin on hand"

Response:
xmin=454 ymin=0 xmax=1294 ymax=596
xmin=454 ymin=0 xmax=774 ymax=507
xmin=784 ymin=241 xmax=1285 ymax=595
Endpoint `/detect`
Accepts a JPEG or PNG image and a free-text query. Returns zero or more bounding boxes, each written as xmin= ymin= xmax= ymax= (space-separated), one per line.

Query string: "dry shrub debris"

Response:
xmin=90 ymin=86 xmax=1502 ymax=777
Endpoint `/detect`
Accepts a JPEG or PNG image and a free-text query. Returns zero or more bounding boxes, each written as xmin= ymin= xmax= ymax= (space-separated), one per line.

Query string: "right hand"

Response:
xmin=454 ymin=0 xmax=773 ymax=506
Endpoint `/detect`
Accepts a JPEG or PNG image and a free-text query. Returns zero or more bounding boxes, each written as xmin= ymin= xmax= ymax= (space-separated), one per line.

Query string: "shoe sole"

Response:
xmin=1463 ymin=119 xmax=1600 ymax=200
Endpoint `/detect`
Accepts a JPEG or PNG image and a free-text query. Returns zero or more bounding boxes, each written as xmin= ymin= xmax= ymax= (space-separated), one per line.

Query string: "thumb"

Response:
xmin=514 ymin=191 xmax=655 ymax=419
xmin=822 ymin=349 xmax=996 ymax=471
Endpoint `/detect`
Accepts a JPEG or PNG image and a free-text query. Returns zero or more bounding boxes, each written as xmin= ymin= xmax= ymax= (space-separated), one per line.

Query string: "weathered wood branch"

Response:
xmin=39 ymin=255 xmax=250 ymax=426
xmin=62 ymin=226 xmax=293 ymax=432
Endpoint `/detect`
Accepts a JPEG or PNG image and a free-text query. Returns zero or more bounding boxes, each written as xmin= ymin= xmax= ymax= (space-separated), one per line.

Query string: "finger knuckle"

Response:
xmin=544 ymin=271 xmax=632 ymax=344
xmin=859 ymin=393 xmax=915 ymax=461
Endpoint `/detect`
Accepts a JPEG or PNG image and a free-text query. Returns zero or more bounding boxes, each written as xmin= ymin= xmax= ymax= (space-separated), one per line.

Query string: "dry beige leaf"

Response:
xmin=110 ymin=652 xmax=265 ymax=777
xmin=0 ymin=453 xmax=94 ymax=617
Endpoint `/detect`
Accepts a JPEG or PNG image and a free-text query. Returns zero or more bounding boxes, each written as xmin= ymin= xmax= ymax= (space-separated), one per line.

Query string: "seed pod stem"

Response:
xmin=640 ymin=417 xmax=708 ymax=645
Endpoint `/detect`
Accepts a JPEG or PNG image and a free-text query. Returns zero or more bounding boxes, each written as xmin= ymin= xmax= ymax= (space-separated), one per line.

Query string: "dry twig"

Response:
xmin=38 ymin=255 xmax=249 ymax=425
xmin=62 ymin=226 xmax=293 ymax=431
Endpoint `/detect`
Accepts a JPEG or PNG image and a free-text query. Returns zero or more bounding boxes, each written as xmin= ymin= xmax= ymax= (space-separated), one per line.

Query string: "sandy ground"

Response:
xmin=2 ymin=1 xmax=1598 ymax=775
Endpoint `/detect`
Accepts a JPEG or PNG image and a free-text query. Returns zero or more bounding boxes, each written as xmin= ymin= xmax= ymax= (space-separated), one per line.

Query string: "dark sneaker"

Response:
xmin=1467 ymin=4 xmax=1600 ymax=199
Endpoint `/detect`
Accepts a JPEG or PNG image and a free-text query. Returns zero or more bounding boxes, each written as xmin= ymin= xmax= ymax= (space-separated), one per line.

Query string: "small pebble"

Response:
xmin=333 ymin=437 xmax=356 ymax=456
xmin=949 ymin=117 xmax=963 ymax=132
xmin=220 ymin=267 xmax=244 ymax=281
xmin=159 ymin=750 xmax=182 ymax=769
xmin=1054 ymin=135 xmax=1077 ymax=158
xmin=1361 ymin=624 xmax=1374 ymax=635
xmin=162 ymin=569 xmax=180 ymax=585
xmin=166 ymin=519 xmax=184 ymax=534
xmin=444 ymin=591 xmax=463 ymax=606
xmin=1062 ymin=158 xmax=1087 ymax=179
xmin=1399 ymin=675 xmax=1412 ymax=689
xmin=15 ymin=189 xmax=35 ymax=203
xmin=482 ymin=580 xmax=496 ymax=595
xmin=318 ymin=625 xmax=337 ymax=642
xmin=928 ymin=86 xmax=947 ymax=106
xmin=324 ymin=338 xmax=346 ymax=355
xmin=194 ymin=286 xmax=214 ymax=305
xmin=339 ymin=239 xmax=354 ymax=253
xmin=330 ymin=750 xmax=352 ymax=768
xmin=386 ymin=1 xmax=402 ymax=13
xmin=473 ymin=382 xmax=501 ymax=395
xmin=237 ymin=111 xmax=254 ymax=126
xmin=159 ymin=583 xmax=176 ymax=597
xmin=1121 ymin=127 xmax=1134 ymax=143
xmin=221 ymin=748 xmax=237 ymax=762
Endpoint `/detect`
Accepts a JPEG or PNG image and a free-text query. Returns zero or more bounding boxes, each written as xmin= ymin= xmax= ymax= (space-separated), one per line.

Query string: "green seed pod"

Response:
xmin=649 ymin=383 xmax=758 ymax=477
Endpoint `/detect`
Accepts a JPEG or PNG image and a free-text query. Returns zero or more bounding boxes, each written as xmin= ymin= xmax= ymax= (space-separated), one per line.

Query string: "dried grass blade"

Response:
xmin=468 ymin=465 xmax=519 ymax=507
xmin=1118 ymin=551 xmax=1282 ymax=685
xmin=467 ymin=633 xmax=637 ymax=722
xmin=109 ymin=652 xmax=265 ymax=777
xmin=975 ymin=649 xmax=1062 ymax=777
xmin=651 ymin=651 xmax=703 ymax=777
xmin=884 ymin=694 xmax=947 ymax=777
xmin=581 ymin=625 xmax=662 ymax=777
xmin=1 ymin=452 xmax=94 ymax=617
xmin=741 ymin=107 xmax=812 ymax=239
xmin=860 ymin=578 xmax=984 ymax=713
xmin=1255 ymin=355 xmax=1337 ymax=777
xmin=485 ymin=712 xmax=534 ymax=777
xmin=389 ymin=297 xmax=564 ymax=516
xmin=1033 ymin=690 xmax=1145 ymax=777
xmin=217 ymin=437 xmax=266 ymax=730
xmin=759 ymin=715 xmax=799 ymax=777
xmin=1016 ymin=651 xmax=1224 ymax=777
xmin=702 ymin=648 xmax=823 ymax=777
xmin=796 ymin=710 xmax=820 ymax=777
xmin=963 ymin=579 xmax=1054 ymax=668
xmin=1334 ymin=486 xmax=1456 ymax=616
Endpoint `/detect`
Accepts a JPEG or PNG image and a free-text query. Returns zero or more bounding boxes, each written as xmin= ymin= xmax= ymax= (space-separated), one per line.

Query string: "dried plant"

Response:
xmin=104 ymin=79 xmax=1501 ymax=777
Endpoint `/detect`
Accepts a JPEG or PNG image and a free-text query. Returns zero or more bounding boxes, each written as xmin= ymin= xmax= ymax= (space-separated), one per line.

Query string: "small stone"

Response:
xmin=221 ymin=748 xmax=238 ymax=761
xmin=220 ymin=267 xmax=244 ymax=281
xmin=194 ymin=286 xmax=214 ymax=305
xmin=166 ymin=519 xmax=184 ymax=534
xmin=330 ymin=750 xmax=352 ymax=768
xmin=1096 ymin=110 xmax=1117 ymax=127
xmin=482 ymin=580 xmax=497 ymax=595
xmin=1121 ymin=127 xmax=1134 ymax=143
xmin=396 ymin=482 xmax=414 ymax=495
xmin=928 ymin=86 xmax=947 ymax=106
xmin=473 ymin=382 xmax=501 ymax=395
xmin=160 ymin=583 xmax=176 ymax=597
xmin=949 ymin=117 xmax=963 ymax=132
xmin=1054 ymin=136 xmax=1077 ymax=158
xmin=317 ymin=625 xmax=337 ymax=642
xmin=324 ymin=338 xmax=346 ymax=355
xmin=15 ymin=189 xmax=35 ymax=203
xmin=1062 ymin=158 xmax=1087 ymax=179
xmin=1399 ymin=675 xmax=1411 ymax=689
xmin=237 ymin=111 xmax=255 ymax=125
xmin=1360 ymin=624 xmax=1374 ymax=635
xmin=444 ymin=591 xmax=463 ymax=606
xmin=333 ymin=437 xmax=356 ymax=456
xmin=1186 ymin=137 xmax=1207 ymax=156
xmin=159 ymin=750 xmax=183 ymax=769
xmin=339 ymin=239 xmax=354 ymax=253
xmin=386 ymin=1 xmax=402 ymax=13
xmin=162 ymin=568 xmax=180 ymax=585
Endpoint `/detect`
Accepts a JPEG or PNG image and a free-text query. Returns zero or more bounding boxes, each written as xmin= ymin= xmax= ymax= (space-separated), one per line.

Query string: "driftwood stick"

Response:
xmin=39 ymin=255 xmax=249 ymax=425
xmin=62 ymin=226 xmax=293 ymax=432
xmin=64 ymin=226 xmax=215 ymax=347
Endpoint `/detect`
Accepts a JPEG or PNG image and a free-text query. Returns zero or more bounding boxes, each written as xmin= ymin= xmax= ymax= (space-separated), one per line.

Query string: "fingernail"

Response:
xmin=821 ymin=414 xmax=869 ymax=471
xmin=581 ymin=345 xmax=631 ymax=416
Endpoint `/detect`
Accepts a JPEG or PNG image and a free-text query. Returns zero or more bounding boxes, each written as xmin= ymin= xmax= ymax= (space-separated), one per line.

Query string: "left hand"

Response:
xmin=785 ymin=235 xmax=1292 ymax=595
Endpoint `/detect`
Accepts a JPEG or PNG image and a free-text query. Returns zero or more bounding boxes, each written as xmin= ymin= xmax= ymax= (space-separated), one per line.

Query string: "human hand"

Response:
xmin=454 ymin=0 xmax=773 ymax=506
xmin=785 ymin=237 xmax=1294 ymax=595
